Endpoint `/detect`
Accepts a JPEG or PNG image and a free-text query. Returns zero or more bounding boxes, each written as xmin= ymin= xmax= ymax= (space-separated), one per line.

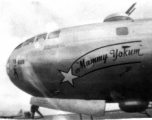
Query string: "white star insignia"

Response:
xmin=61 ymin=69 xmax=78 ymax=86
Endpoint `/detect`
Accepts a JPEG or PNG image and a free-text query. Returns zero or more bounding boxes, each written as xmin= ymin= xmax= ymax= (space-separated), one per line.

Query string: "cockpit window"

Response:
xmin=15 ymin=43 xmax=23 ymax=50
xmin=116 ymin=27 xmax=128 ymax=35
xmin=23 ymin=37 xmax=35 ymax=46
xmin=48 ymin=30 xmax=60 ymax=39
xmin=35 ymin=33 xmax=47 ymax=42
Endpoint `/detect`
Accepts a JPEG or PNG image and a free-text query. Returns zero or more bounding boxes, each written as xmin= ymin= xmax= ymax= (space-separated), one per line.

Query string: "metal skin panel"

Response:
xmin=30 ymin=97 xmax=106 ymax=116
xmin=7 ymin=19 xmax=152 ymax=102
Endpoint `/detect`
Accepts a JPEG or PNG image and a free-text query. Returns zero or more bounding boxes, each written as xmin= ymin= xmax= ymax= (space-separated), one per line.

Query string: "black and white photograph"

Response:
xmin=1 ymin=0 xmax=152 ymax=119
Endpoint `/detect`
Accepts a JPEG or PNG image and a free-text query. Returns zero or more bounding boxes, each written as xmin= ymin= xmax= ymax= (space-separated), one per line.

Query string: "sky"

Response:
xmin=0 ymin=0 xmax=152 ymax=116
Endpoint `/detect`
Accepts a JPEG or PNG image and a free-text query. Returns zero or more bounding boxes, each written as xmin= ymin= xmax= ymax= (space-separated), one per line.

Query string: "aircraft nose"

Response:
xmin=6 ymin=56 xmax=13 ymax=77
xmin=6 ymin=59 xmax=10 ymax=76
xmin=6 ymin=53 xmax=16 ymax=81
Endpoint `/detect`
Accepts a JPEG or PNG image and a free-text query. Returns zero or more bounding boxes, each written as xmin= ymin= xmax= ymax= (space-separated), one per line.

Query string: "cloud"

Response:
xmin=0 ymin=1 xmax=60 ymax=39
xmin=2 ymin=0 xmax=152 ymax=39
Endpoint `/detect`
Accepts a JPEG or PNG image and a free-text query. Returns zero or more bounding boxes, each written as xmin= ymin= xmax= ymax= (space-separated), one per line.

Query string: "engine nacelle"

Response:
xmin=30 ymin=97 xmax=106 ymax=116
xmin=119 ymin=100 xmax=149 ymax=113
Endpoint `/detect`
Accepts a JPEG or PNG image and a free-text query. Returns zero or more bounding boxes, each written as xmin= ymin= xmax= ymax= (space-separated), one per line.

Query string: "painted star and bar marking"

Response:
xmin=61 ymin=69 xmax=78 ymax=86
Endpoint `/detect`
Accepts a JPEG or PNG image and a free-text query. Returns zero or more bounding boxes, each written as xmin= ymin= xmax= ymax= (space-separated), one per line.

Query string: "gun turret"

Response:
xmin=126 ymin=3 xmax=136 ymax=16
xmin=104 ymin=3 xmax=136 ymax=22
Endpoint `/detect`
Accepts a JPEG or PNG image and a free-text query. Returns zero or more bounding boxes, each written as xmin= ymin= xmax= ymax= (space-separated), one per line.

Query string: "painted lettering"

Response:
xmin=110 ymin=46 xmax=143 ymax=61
xmin=76 ymin=54 xmax=108 ymax=73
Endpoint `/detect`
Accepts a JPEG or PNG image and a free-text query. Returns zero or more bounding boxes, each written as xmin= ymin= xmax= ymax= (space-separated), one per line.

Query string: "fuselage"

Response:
xmin=7 ymin=19 xmax=152 ymax=102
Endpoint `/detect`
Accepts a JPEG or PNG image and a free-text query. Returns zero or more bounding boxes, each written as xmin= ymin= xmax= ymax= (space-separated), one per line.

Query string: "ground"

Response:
xmin=14 ymin=109 xmax=152 ymax=120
